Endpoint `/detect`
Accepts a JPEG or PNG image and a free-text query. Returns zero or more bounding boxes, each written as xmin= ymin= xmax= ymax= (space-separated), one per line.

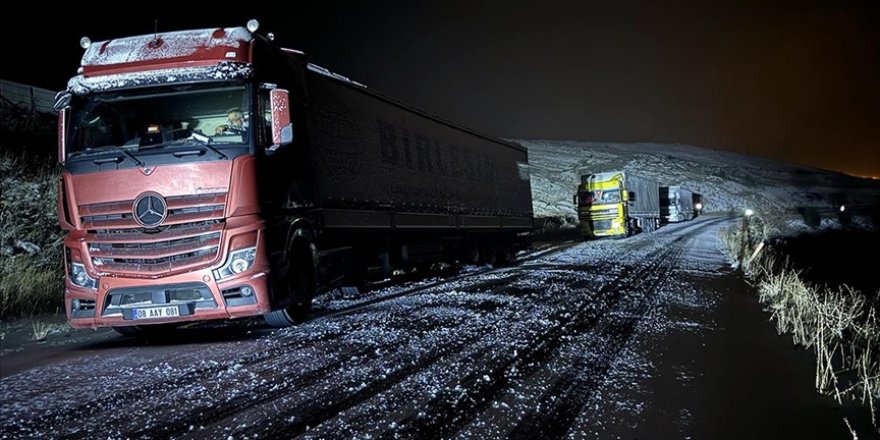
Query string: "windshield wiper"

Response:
xmin=139 ymin=133 xmax=228 ymax=160
xmin=111 ymin=144 xmax=145 ymax=168
xmin=189 ymin=132 xmax=229 ymax=160
xmin=69 ymin=144 xmax=144 ymax=168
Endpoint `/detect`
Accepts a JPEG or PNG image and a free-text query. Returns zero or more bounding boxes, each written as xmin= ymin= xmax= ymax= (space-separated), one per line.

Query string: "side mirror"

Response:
xmin=628 ymin=191 xmax=636 ymax=202
xmin=269 ymin=88 xmax=293 ymax=152
xmin=58 ymin=108 xmax=68 ymax=164
xmin=53 ymin=91 xmax=72 ymax=112
xmin=573 ymin=194 xmax=578 ymax=206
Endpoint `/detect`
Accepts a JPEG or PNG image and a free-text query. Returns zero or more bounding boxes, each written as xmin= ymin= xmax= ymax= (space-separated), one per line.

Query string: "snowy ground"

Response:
xmin=0 ymin=216 xmax=864 ymax=439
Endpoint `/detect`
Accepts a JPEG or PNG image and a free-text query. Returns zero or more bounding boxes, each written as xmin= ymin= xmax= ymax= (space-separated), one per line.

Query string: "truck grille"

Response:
xmin=79 ymin=193 xmax=226 ymax=230
xmin=590 ymin=220 xmax=614 ymax=231
xmin=580 ymin=207 xmax=619 ymax=219
xmin=79 ymin=193 xmax=227 ymax=277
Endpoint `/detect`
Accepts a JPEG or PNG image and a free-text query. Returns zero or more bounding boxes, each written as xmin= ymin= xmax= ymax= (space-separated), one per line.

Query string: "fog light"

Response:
xmin=241 ymin=286 xmax=253 ymax=297
xmin=71 ymin=299 xmax=81 ymax=309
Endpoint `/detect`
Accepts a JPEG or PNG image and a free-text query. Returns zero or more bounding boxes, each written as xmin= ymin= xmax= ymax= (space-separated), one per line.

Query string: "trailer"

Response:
xmin=660 ymin=186 xmax=695 ymax=223
xmin=55 ymin=21 xmax=533 ymax=332
xmin=575 ymin=171 xmax=660 ymax=238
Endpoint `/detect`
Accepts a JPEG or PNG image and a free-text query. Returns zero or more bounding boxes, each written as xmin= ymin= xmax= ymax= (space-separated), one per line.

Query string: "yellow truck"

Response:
xmin=575 ymin=172 xmax=660 ymax=238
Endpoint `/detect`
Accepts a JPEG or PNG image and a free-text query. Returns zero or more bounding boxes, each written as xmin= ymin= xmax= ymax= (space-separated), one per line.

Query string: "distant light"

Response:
xmin=695 ymin=203 xmax=703 ymax=210
xmin=267 ymin=32 xmax=275 ymax=41
xmin=80 ymin=36 xmax=91 ymax=49
xmin=744 ymin=209 xmax=754 ymax=217
xmin=247 ymin=19 xmax=260 ymax=33
xmin=840 ymin=205 xmax=846 ymax=212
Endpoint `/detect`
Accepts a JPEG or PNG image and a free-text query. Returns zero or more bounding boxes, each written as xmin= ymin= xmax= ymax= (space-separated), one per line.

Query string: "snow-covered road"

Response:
xmin=4 ymin=216 xmax=850 ymax=439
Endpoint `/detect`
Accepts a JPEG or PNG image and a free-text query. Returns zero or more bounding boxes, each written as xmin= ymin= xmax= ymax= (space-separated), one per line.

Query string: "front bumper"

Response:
xmin=579 ymin=216 xmax=626 ymax=238
xmin=64 ymin=224 xmax=271 ymax=329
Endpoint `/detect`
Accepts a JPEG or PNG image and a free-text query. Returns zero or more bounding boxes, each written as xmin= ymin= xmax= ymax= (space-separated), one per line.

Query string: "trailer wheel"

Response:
xmin=265 ymin=241 xmax=317 ymax=327
xmin=480 ymin=241 xmax=497 ymax=266
xmin=461 ymin=240 xmax=481 ymax=266
xmin=494 ymin=241 xmax=515 ymax=267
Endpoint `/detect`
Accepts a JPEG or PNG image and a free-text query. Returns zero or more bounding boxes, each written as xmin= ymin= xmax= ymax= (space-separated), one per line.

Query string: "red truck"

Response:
xmin=55 ymin=21 xmax=533 ymax=334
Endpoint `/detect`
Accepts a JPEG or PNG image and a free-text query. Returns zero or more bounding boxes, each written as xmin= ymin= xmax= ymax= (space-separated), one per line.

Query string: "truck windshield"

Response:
xmin=578 ymin=189 xmax=621 ymax=205
xmin=66 ymin=84 xmax=250 ymax=160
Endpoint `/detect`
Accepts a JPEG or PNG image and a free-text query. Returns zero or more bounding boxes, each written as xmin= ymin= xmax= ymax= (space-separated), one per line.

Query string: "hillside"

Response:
xmin=523 ymin=140 xmax=880 ymax=221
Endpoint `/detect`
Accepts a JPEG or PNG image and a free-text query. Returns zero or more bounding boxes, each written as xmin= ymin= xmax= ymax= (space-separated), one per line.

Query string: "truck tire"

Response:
xmin=493 ymin=240 xmax=515 ymax=267
xmin=265 ymin=240 xmax=317 ymax=327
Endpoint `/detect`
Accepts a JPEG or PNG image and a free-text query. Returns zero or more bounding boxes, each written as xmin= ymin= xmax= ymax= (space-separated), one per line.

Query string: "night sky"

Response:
xmin=3 ymin=1 xmax=878 ymax=177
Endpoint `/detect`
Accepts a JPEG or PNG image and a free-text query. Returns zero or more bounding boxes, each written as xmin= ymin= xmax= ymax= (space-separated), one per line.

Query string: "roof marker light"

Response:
xmin=247 ymin=19 xmax=260 ymax=33
xmin=80 ymin=37 xmax=91 ymax=49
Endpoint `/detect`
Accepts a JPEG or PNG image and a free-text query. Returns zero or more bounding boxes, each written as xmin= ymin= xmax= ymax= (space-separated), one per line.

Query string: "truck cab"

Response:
xmin=575 ymin=171 xmax=660 ymax=238
xmin=57 ymin=25 xmax=294 ymax=332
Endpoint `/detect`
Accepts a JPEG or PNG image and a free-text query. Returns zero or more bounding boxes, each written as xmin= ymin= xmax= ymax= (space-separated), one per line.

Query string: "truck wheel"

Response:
xmin=265 ymin=241 xmax=317 ymax=327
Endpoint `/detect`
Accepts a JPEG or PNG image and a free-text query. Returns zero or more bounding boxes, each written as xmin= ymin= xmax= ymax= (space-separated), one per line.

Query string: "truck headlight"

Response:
xmin=611 ymin=219 xmax=621 ymax=228
xmin=214 ymin=247 xmax=256 ymax=280
xmin=69 ymin=263 xmax=98 ymax=289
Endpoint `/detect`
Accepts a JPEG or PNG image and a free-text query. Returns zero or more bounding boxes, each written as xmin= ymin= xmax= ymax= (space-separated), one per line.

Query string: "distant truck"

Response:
xmin=660 ymin=186 xmax=695 ymax=223
xmin=575 ymin=172 xmax=660 ymax=238
xmin=692 ymin=192 xmax=703 ymax=217
xmin=55 ymin=21 xmax=533 ymax=333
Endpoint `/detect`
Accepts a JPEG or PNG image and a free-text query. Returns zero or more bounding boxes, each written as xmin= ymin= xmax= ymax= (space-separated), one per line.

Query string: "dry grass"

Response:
xmin=722 ymin=219 xmax=880 ymax=430
xmin=31 ymin=320 xmax=69 ymax=341
xmin=0 ymin=151 xmax=64 ymax=319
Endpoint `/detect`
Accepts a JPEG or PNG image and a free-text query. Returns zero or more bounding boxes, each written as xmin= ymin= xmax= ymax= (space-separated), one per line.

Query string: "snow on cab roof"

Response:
xmin=80 ymin=27 xmax=253 ymax=76
xmin=582 ymin=171 xmax=625 ymax=183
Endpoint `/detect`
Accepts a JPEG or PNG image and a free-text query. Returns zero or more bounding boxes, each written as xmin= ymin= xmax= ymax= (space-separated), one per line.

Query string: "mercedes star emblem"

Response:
xmin=133 ymin=192 xmax=168 ymax=228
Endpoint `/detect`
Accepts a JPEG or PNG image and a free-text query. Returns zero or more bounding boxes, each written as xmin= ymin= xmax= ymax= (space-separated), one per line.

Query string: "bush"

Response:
xmin=722 ymin=222 xmax=880 ymax=431
xmin=0 ymin=151 xmax=64 ymax=318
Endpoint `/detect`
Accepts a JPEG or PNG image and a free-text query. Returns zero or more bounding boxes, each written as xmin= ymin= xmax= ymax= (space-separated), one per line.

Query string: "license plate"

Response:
xmin=132 ymin=306 xmax=180 ymax=320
